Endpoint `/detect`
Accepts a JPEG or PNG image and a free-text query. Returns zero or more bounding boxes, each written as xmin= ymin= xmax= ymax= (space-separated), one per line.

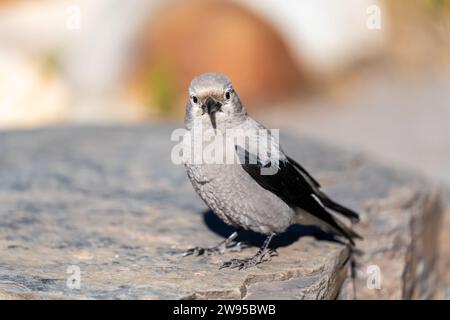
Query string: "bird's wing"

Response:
xmin=235 ymin=117 xmax=359 ymax=222
xmin=286 ymin=155 xmax=321 ymax=188
xmin=285 ymin=155 xmax=360 ymax=223
xmin=235 ymin=145 xmax=361 ymax=243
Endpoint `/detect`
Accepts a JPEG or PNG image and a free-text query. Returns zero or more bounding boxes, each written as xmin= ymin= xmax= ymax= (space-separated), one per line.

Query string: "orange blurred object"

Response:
xmin=128 ymin=0 xmax=306 ymax=115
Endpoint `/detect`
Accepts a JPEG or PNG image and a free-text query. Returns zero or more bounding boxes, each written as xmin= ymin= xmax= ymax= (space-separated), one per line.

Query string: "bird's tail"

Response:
xmin=319 ymin=196 xmax=362 ymax=245
xmin=331 ymin=217 xmax=362 ymax=246
xmin=297 ymin=206 xmax=362 ymax=246
xmin=318 ymin=193 xmax=360 ymax=223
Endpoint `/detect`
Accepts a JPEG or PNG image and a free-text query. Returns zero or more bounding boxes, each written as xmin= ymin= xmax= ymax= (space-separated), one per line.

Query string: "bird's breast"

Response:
xmin=185 ymin=162 xmax=295 ymax=234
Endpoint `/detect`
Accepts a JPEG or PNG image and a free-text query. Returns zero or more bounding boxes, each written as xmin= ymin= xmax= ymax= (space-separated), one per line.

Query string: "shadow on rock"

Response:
xmin=202 ymin=210 xmax=344 ymax=249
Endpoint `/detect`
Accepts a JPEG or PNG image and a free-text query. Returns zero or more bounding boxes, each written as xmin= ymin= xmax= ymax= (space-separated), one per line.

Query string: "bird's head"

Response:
xmin=185 ymin=73 xmax=246 ymax=131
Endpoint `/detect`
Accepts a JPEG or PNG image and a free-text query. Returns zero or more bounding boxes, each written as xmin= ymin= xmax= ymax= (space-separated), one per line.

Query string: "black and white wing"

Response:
xmin=235 ymin=145 xmax=361 ymax=244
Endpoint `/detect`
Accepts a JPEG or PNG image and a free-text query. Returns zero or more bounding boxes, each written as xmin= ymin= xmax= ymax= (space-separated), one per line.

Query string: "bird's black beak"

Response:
xmin=202 ymin=97 xmax=222 ymax=130
xmin=203 ymin=97 xmax=222 ymax=115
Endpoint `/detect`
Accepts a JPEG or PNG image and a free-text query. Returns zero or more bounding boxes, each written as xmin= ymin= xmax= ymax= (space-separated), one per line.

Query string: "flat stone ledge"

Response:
xmin=0 ymin=126 xmax=444 ymax=299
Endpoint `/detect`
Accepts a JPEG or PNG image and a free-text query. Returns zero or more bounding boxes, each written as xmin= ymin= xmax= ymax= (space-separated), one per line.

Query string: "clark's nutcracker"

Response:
xmin=183 ymin=72 xmax=361 ymax=269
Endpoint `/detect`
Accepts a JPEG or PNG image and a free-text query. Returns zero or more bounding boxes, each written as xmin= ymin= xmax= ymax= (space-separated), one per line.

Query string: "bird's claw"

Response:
xmin=220 ymin=248 xmax=277 ymax=270
xmin=183 ymin=241 xmax=248 ymax=257
xmin=183 ymin=246 xmax=218 ymax=256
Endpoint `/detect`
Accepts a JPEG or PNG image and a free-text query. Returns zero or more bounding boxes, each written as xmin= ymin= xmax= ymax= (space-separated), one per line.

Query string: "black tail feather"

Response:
xmin=300 ymin=196 xmax=362 ymax=246
xmin=328 ymin=213 xmax=362 ymax=246
xmin=319 ymin=193 xmax=360 ymax=223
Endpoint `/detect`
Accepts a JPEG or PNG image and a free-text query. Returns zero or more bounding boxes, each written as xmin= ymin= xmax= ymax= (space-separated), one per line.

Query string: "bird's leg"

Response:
xmin=220 ymin=234 xmax=277 ymax=270
xmin=183 ymin=231 xmax=246 ymax=256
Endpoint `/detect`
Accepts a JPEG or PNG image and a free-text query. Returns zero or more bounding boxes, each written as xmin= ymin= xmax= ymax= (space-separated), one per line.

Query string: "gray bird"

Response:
xmin=182 ymin=72 xmax=361 ymax=269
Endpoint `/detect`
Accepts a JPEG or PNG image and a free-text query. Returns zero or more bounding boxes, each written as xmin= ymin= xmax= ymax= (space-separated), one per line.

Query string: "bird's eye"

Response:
xmin=191 ymin=96 xmax=198 ymax=104
xmin=225 ymin=90 xmax=232 ymax=100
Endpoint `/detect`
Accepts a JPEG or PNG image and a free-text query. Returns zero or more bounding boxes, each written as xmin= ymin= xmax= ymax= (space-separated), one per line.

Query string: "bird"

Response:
xmin=182 ymin=72 xmax=362 ymax=269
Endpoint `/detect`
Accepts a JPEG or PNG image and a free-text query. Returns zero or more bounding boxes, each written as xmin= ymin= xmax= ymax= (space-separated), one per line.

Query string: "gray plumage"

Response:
xmin=183 ymin=72 xmax=361 ymax=269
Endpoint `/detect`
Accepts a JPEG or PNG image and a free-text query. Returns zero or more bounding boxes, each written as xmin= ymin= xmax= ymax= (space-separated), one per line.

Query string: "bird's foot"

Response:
xmin=183 ymin=241 xmax=247 ymax=257
xmin=220 ymin=248 xmax=278 ymax=270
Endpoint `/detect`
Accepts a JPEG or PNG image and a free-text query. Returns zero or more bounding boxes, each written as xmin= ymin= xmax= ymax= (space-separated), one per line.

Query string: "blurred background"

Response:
xmin=0 ymin=0 xmax=450 ymax=298
xmin=0 ymin=0 xmax=449 ymax=184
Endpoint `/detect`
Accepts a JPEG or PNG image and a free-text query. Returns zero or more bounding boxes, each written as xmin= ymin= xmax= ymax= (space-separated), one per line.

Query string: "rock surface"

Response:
xmin=338 ymin=188 xmax=443 ymax=299
xmin=436 ymin=196 xmax=450 ymax=299
xmin=0 ymin=126 xmax=444 ymax=299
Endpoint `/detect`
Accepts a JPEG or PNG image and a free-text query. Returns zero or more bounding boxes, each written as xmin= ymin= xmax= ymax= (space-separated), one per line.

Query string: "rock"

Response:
xmin=435 ymin=198 xmax=450 ymax=299
xmin=0 ymin=126 xmax=444 ymax=299
xmin=338 ymin=188 xmax=443 ymax=299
